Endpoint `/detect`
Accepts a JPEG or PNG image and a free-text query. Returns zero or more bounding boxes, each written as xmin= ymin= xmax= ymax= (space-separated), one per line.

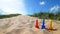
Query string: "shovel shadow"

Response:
xmin=46 ymin=28 xmax=58 ymax=31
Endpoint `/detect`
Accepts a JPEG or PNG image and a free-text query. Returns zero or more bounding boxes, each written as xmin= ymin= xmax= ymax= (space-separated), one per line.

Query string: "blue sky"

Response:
xmin=25 ymin=0 xmax=60 ymax=14
xmin=0 ymin=0 xmax=60 ymax=15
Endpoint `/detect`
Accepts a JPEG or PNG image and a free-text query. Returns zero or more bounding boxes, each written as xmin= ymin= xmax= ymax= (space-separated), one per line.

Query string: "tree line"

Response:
xmin=29 ymin=10 xmax=60 ymax=20
xmin=0 ymin=14 xmax=21 ymax=19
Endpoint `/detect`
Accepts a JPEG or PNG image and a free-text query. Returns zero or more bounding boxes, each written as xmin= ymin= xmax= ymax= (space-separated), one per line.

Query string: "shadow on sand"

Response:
xmin=43 ymin=28 xmax=58 ymax=34
xmin=46 ymin=28 xmax=58 ymax=31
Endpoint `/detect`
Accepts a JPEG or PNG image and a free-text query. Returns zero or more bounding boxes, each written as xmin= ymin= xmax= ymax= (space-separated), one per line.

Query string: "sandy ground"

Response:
xmin=0 ymin=15 xmax=60 ymax=34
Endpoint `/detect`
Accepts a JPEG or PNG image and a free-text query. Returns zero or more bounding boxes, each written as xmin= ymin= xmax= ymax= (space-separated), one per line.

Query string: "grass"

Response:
xmin=28 ymin=11 xmax=60 ymax=20
xmin=0 ymin=14 xmax=21 ymax=19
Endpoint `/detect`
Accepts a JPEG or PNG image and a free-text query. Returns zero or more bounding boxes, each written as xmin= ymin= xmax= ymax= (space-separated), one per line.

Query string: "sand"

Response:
xmin=0 ymin=15 xmax=60 ymax=34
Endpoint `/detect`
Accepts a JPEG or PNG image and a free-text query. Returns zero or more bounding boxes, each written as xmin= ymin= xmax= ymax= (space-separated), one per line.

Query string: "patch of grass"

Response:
xmin=28 ymin=11 xmax=60 ymax=20
xmin=0 ymin=14 xmax=21 ymax=19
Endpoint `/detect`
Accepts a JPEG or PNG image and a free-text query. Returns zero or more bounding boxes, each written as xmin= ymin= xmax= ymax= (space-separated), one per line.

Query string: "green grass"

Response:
xmin=28 ymin=11 xmax=60 ymax=20
xmin=0 ymin=14 xmax=21 ymax=19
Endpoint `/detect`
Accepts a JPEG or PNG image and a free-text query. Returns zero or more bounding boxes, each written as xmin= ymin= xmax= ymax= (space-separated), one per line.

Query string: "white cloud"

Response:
xmin=50 ymin=5 xmax=60 ymax=12
xmin=39 ymin=1 xmax=45 ymax=5
xmin=0 ymin=0 xmax=27 ymax=15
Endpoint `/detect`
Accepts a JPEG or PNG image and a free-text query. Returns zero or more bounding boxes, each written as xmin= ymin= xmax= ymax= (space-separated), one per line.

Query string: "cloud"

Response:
xmin=50 ymin=5 xmax=60 ymax=12
xmin=39 ymin=1 xmax=45 ymax=5
xmin=0 ymin=0 xmax=27 ymax=15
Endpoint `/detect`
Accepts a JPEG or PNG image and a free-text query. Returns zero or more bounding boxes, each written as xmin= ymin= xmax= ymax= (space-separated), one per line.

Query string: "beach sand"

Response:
xmin=0 ymin=15 xmax=60 ymax=34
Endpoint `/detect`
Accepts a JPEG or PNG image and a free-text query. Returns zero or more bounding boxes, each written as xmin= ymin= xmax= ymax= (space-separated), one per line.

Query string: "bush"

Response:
xmin=28 ymin=11 xmax=60 ymax=20
xmin=0 ymin=14 xmax=21 ymax=19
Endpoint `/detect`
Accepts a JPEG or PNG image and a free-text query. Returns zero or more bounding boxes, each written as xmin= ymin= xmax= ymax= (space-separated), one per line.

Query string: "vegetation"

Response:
xmin=28 ymin=10 xmax=60 ymax=20
xmin=0 ymin=14 xmax=21 ymax=19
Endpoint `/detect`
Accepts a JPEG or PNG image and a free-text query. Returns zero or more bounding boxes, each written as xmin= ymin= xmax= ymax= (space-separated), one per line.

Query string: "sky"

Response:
xmin=0 ymin=0 xmax=60 ymax=15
